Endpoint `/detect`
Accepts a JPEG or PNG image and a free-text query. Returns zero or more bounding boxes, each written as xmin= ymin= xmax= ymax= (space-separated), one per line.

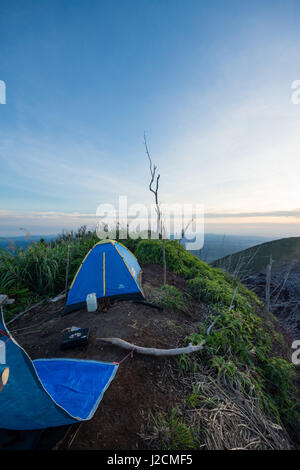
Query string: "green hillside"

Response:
xmin=213 ymin=236 xmax=300 ymax=275
xmin=1 ymin=234 xmax=300 ymax=448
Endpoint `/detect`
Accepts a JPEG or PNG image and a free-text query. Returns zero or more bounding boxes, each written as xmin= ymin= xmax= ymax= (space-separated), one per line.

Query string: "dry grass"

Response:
xmin=141 ymin=363 xmax=293 ymax=450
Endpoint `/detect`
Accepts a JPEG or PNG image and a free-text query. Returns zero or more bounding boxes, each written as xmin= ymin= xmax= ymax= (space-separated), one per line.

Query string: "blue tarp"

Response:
xmin=0 ymin=308 xmax=118 ymax=430
xmin=65 ymin=240 xmax=143 ymax=313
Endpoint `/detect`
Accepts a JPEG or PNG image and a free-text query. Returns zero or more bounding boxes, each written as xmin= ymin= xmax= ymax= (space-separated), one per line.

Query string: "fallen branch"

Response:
xmin=96 ymin=337 xmax=205 ymax=356
xmin=6 ymin=291 xmax=66 ymax=325
xmin=6 ymin=299 xmax=46 ymax=325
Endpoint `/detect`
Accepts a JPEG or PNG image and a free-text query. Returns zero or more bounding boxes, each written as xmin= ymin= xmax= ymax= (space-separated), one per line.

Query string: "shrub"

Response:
xmin=149 ymin=284 xmax=187 ymax=311
xmin=135 ymin=239 xmax=259 ymax=308
xmin=150 ymin=407 xmax=198 ymax=450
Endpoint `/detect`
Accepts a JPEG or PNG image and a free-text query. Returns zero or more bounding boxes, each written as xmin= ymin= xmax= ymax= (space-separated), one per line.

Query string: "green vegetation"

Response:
xmin=149 ymin=284 xmax=188 ymax=311
xmin=0 ymin=230 xmax=97 ymax=319
xmin=1 ymin=233 xmax=299 ymax=444
xmin=135 ymin=239 xmax=260 ymax=307
xmin=149 ymin=407 xmax=198 ymax=450
xmin=135 ymin=240 xmax=299 ymax=433
xmin=0 ymin=227 xmax=139 ymax=319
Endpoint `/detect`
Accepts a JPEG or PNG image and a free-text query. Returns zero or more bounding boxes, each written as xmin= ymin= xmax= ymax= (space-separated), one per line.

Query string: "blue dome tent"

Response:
xmin=65 ymin=240 xmax=144 ymax=314
xmin=0 ymin=307 xmax=118 ymax=430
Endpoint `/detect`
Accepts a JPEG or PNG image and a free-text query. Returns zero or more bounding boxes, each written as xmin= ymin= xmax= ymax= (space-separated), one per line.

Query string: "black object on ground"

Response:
xmin=60 ymin=328 xmax=89 ymax=350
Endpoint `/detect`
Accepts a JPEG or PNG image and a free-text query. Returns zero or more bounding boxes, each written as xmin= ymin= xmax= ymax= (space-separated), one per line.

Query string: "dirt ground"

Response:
xmin=8 ymin=264 xmax=207 ymax=450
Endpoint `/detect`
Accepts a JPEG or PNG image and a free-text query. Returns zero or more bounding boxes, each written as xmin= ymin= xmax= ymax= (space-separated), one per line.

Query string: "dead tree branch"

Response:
xmin=144 ymin=132 xmax=166 ymax=284
xmin=97 ymin=337 xmax=205 ymax=356
xmin=144 ymin=132 xmax=161 ymax=233
xmin=265 ymin=254 xmax=274 ymax=313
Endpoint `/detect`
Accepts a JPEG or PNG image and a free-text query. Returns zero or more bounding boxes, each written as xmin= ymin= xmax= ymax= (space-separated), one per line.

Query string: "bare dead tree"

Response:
xmin=227 ymin=246 xmax=261 ymax=282
xmin=144 ymin=132 xmax=166 ymax=284
xmin=271 ymin=260 xmax=295 ymax=306
xmin=181 ymin=217 xmax=195 ymax=242
xmin=236 ymin=248 xmax=259 ymax=280
xmin=217 ymin=245 xmax=261 ymax=283
xmin=144 ymin=132 xmax=161 ymax=233
xmin=265 ymin=254 xmax=274 ymax=313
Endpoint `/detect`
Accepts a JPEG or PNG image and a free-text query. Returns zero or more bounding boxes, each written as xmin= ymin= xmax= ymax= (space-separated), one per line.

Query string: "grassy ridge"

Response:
xmin=135 ymin=240 xmax=300 ymax=435
xmin=0 ymin=234 xmax=299 ymax=441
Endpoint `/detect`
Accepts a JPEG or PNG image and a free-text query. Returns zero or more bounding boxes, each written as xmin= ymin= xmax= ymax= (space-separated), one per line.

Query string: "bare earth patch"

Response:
xmin=9 ymin=264 xmax=206 ymax=450
xmin=7 ymin=264 xmax=296 ymax=450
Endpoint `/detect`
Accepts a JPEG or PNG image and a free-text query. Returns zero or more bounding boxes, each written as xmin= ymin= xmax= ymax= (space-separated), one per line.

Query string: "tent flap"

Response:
xmin=0 ymin=308 xmax=118 ymax=430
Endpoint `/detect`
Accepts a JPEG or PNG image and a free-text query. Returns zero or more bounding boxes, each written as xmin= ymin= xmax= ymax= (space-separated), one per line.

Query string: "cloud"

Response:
xmin=1 ymin=205 xmax=300 ymax=238
xmin=0 ymin=210 xmax=98 ymax=236
xmin=0 ymin=136 xmax=148 ymax=211
xmin=205 ymin=209 xmax=300 ymax=218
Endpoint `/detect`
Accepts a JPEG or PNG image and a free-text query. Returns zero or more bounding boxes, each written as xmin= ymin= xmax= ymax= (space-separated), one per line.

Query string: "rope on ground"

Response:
xmin=0 ymin=328 xmax=11 ymax=343
xmin=113 ymin=347 xmax=136 ymax=365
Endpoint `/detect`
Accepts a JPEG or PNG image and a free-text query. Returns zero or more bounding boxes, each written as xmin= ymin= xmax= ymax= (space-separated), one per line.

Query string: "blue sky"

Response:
xmin=1 ymin=0 xmax=300 ymax=236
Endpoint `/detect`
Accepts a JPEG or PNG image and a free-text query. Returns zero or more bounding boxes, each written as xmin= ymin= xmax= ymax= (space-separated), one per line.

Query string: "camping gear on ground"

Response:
xmin=64 ymin=240 xmax=144 ymax=315
xmin=60 ymin=328 xmax=89 ymax=350
xmin=86 ymin=293 xmax=97 ymax=312
xmin=0 ymin=308 xmax=118 ymax=430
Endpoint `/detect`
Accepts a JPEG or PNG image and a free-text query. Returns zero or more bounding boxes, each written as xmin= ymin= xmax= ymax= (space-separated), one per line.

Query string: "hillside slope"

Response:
xmin=189 ymin=233 xmax=274 ymax=263
xmin=213 ymin=236 xmax=300 ymax=276
xmin=3 ymin=240 xmax=300 ymax=450
xmin=212 ymin=237 xmax=300 ymax=337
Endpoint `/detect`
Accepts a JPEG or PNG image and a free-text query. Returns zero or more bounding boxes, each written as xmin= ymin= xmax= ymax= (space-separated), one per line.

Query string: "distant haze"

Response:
xmin=0 ymin=232 xmax=276 ymax=264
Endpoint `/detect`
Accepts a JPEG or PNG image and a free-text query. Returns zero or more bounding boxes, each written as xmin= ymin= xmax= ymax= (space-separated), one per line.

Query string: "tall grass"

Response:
xmin=0 ymin=227 xmax=141 ymax=318
xmin=0 ymin=228 xmax=99 ymax=316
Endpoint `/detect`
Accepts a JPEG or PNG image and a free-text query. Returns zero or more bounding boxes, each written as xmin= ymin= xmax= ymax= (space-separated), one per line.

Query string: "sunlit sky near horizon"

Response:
xmin=1 ymin=0 xmax=300 ymax=237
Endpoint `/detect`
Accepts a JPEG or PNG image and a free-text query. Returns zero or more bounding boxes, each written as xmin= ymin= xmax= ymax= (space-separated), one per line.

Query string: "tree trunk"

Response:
xmin=65 ymin=242 xmax=70 ymax=298
xmin=265 ymin=254 xmax=273 ymax=313
xmin=162 ymin=238 xmax=167 ymax=285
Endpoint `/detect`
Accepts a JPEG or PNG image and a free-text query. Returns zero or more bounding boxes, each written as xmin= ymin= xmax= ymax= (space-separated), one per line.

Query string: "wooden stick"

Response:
xmin=6 ymin=299 xmax=45 ymax=325
xmin=265 ymin=254 xmax=274 ymax=313
xmin=67 ymin=423 xmax=82 ymax=450
xmin=96 ymin=337 xmax=205 ymax=356
xmin=162 ymin=238 xmax=167 ymax=285
xmin=6 ymin=290 xmax=65 ymax=326
xmin=65 ymin=241 xmax=70 ymax=298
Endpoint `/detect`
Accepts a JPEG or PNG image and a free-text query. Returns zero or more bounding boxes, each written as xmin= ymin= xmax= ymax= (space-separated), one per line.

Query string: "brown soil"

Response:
xmin=8 ymin=264 xmax=207 ymax=450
